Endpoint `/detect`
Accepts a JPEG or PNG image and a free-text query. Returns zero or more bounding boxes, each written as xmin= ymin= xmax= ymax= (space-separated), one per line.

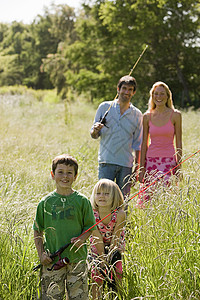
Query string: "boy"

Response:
xmin=33 ymin=154 xmax=96 ymax=300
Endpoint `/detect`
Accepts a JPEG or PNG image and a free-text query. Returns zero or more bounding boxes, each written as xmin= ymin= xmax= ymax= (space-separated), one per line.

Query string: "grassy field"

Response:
xmin=0 ymin=92 xmax=199 ymax=299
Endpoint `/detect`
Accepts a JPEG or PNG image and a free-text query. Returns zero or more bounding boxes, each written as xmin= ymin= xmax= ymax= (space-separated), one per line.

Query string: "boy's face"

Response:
xmin=51 ymin=164 xmax=77 ymax=193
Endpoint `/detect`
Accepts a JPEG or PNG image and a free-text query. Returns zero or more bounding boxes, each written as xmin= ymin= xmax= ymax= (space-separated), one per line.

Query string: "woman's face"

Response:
xmin=152 ymin=85 xmax=168 ymax=108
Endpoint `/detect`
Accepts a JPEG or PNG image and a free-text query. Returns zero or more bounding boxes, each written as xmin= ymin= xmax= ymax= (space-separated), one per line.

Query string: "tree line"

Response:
xmin=0 ymin=0 xmax=199 ymax=110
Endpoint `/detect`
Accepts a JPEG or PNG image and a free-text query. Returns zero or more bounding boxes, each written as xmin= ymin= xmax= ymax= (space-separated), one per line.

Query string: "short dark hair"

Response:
xmin=52 ymin=154 xmax=78 ymax=176
xmin=117 ymin=75 xmax=137 ymax=91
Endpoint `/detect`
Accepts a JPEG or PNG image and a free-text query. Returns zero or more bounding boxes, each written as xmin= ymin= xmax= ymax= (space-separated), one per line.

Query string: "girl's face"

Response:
xmin=95 ymin=188 xmax=113 ymax=209
xmin=153 ymin=85 xmax=168 ymax=108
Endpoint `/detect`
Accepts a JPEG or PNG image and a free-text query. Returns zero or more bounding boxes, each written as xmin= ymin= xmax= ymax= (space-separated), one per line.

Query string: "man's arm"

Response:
xmin=91 ymin=102 xmax=110 ymax=139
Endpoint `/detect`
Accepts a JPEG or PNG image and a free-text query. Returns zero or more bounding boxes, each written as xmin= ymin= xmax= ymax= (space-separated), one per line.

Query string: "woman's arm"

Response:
xmin=173 ymin=110 xmax=182 ymax=176
xmin=110 ymin=210 xmax=126 ymax=250
xmin=139 ymin=113 xmax=150 ymax=183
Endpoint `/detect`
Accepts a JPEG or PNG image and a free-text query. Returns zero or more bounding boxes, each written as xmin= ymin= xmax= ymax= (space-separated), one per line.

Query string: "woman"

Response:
xmin=138 ymin=81 xmax=182 ymax=207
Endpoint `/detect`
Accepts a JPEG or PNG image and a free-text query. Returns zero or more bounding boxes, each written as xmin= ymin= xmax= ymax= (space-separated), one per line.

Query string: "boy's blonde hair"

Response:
xmin=90 ymin=179 xmax=124 ymax=211
xmin=148 ymin=81 xmax=174 ymax=111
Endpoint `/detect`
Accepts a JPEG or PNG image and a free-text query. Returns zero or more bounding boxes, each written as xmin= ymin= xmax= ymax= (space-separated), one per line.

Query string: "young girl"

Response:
xmin=138 ymin=81 xmax=182 ymax=207
xmin=89 ymin=179 xmax=126 ymax=299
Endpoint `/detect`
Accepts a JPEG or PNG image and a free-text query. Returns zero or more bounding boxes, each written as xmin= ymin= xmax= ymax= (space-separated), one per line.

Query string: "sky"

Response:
xmin=0 ymin=0 xmax=84 ymax=24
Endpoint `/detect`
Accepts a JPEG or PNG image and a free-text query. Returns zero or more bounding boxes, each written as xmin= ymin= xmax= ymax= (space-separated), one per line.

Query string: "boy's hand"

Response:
xmin=40 ymin=252 xmax=53 ymax=265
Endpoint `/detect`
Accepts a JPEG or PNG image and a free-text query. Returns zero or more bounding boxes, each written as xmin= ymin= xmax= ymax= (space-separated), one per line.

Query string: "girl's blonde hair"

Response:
xmin=148 ymin=81 xmax=174 ymax=111
xmin=90 ymin=179 xmax=124 ymax=211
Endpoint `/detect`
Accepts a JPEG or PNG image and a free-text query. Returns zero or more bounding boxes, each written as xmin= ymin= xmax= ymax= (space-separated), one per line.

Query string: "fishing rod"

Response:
xmin=33 ymin=149 xmax=199 ymax=272
xmin=99 ymin=45 xmax=148 ymax=126
xmin=128 ymin=44 xmax=149 ymax=76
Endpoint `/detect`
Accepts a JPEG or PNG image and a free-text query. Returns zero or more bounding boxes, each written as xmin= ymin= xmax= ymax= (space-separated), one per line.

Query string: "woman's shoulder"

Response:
xmin=143 ymin=111 xmax=151 ymax=120
xmin=172 ymin=109 xmax=182 ymax=122
xmin=173 ymin=108 xmax=181 ymax=116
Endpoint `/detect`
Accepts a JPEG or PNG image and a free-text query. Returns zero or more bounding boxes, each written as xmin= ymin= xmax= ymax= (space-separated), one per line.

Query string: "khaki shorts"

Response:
xmin=37 ymin=262 xmax=88 ymax=300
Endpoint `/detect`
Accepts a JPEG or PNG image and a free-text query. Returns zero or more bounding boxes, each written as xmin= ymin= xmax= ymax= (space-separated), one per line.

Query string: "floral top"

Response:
xmin=90 ymin=210 xmax=125 ymax=254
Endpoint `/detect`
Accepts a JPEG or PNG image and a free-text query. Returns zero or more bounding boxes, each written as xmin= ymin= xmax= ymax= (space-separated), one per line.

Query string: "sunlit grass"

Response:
xmin=0 ymin=223 xmax=38 ymax=299
xmin=125 ymin=169 xmax=200 ymax=299
xmin=0 ymin=93 xmax=199 ymax=299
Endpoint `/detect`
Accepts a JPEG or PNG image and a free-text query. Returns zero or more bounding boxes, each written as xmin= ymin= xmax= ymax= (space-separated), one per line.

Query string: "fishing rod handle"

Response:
xmin=33 ymin=242 xmax=71 ymax=271
xmin=33 ymin=252 xmax=60 ymax=271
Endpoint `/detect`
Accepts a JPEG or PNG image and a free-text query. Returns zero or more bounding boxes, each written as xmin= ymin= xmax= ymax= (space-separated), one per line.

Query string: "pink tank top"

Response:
xmin=146 ymin=111 xmax=175 ymax=158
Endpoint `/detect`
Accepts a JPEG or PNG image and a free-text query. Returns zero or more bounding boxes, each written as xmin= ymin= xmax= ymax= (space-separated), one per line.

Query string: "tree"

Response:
xmin=128 ymin=0 xmax=200 ymax=107
xmin=0 ymin=0 xmax=199 ymax=109
xmin=59 ymin=2 xmax=141 ymax=104
xmin=0 ymin=4 xmax=76 ymax=90
xmin=40 ymin=4 xmax=77 ymax=95
xmin=58 ymin=0 xmax=200 ymax=108
xmin=0 ymin=22 xmax=30 ymax=86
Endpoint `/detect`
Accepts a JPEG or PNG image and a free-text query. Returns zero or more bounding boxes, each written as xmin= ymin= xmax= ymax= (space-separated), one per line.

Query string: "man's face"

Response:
xmin=118 ymin=83 xmax=135 ymax=103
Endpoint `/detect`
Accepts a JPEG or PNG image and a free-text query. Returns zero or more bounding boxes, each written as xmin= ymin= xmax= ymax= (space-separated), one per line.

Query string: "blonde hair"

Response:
xmin=148 ymin=81 xmax=174 ymax=110
xmin=90 ymin=179 xmax=124 ymax=211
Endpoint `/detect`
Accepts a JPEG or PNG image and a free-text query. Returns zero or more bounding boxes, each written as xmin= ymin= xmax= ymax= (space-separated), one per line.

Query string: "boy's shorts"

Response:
xmin=37 ymin=262 xmax=88 ymax=300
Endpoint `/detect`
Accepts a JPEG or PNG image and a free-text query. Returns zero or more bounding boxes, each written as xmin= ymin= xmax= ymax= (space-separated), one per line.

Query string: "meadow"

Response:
xmin=0 ymin=91 xmax=199 ymax=299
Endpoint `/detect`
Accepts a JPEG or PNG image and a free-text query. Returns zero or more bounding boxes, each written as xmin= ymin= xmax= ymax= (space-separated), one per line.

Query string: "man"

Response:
xmin=90 ymin=75 xmax=143 ymax=202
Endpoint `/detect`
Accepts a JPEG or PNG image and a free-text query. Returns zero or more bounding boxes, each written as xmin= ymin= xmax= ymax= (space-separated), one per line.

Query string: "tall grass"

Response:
xmin=0 ymin=93 xmax=199 ymax=299
xmin=0 ymin=226 xmax=37 ymax=299
xmin=124 ymin=173 xmax=200 ymax=299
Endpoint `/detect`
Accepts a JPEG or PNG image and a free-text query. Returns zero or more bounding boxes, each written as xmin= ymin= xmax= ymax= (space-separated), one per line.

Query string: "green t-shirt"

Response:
xmin=33 ymin=190 xmax=96 ymax=263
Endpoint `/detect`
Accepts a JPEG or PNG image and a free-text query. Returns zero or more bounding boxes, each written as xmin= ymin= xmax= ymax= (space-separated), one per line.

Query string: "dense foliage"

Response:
xmin=0 ymin=0 xmax=199 ymax=109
